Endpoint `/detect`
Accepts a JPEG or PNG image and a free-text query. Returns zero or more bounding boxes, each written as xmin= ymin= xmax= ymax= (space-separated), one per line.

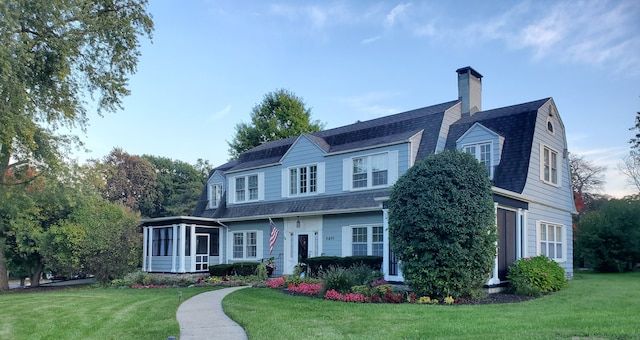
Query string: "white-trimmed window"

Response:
xmin=342 ymin=225 xmax=384 ymax=257
xmin=343 ymin=151 xmax=398 ymax=191
xmin=541 ymin=145 xmax=559 ymax=186
xmin=463 ymin=142 xmax=492 ymax=177
xmin=232 ymin=231 xmax=258 ymax=259
xmin=290 ymin=165 xmax=317 ymax=195
xmin=229 ymin=173 xmax=264 ymax=203
xmin=537 ymin=222 xmax=565 ymax=262
xmin=208 ymin=183 xmax=222 ymax=209
xmin=152 ymin=227 xmax=173 ymax=256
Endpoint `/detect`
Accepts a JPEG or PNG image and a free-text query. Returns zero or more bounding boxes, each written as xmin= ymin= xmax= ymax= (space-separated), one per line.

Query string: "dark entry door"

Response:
xmin=496 ymin=208 xmax=516 ymax=281
xmin=298 ymin=234 xmax=309 ymax=263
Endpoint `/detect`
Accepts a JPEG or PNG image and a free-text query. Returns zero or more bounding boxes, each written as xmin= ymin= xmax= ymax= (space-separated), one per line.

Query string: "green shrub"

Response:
xmin=348 ymin=264 xmax=383 ymax=286
xmin=209 ymin=264 xmax=233 ymax=276
xmin=306 ymin=256 xmax=382 ymax=277
xmin=507 ymin=255 xmax=568 ymax=296
xmin=350 ymin=285 xmax=371 ymax=296
xmin=388 ymin=150 xmax=496 ymax=298
xmin=320 ymin=266 xmax=353 ymax=294
xmin=256 ymin=263 xmax=268 ymax=281
xmin=233 ymin=262 xmax=261 ymax=276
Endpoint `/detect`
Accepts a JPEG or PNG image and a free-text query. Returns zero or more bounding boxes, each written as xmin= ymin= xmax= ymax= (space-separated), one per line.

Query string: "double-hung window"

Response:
xmin=464 ymin=142 xmax=492 ymax=177
xmin=537 ymin=222 xmax=565 ymax=262
xmin=344 ymin=225 xmax=384 ymax=257
xmin=542 ymin=145 xmax=559 ymax=185
xmin=208 ymin=183 xmax=222 ymax=209
xmin=290 ymin=165 xmax=317 ymax=195
xmin=234 ymin=174 xmax=259 ymax=202
xmin=352 ymin=154 xmax=388 ymax=189
xmin=232 ymin=231 xmax=257 ymax=259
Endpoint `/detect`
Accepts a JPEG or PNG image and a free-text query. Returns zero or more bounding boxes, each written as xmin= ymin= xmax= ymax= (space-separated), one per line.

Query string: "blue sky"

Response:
xmin=73 ymin=0 xmax=640 ymax=197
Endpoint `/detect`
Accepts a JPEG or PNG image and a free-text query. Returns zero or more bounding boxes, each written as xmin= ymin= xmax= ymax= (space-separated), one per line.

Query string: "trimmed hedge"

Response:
xmin=209 ymin=262 xmax=260 ymax=276
xmin=306 ymin=256 xmax=382 ymax=277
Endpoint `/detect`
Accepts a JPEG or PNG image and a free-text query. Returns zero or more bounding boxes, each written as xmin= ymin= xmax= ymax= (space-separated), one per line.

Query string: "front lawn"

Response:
xmin=0 ymin=285 xmax=219 ymax=339
xmin=223 ymin=272 xmax=640 ymax=339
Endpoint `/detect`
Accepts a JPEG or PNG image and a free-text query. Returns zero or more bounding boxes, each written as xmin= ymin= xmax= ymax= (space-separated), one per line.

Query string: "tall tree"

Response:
xmin=619 ymin=152 xmax=640 ymax=195
xmin=569 ymin=153 xmax=606 ymax=211
xmin=96 ymin=148 xmax=159 ymax=216
xmin=227 ymin=89 xmax=325 ymax=159
xmin=142 ymin=155 xmax=210 ymax=217
xmin=0 ymin=0 xmax=153 ymax=291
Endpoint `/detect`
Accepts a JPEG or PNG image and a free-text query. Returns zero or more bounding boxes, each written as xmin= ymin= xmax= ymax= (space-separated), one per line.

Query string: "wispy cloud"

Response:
xmin=337 ymin=92 xmax=401 ymax=120
xmin=384 ymin=3 xmax=411 ymax=28
xmin=268 ymin=3 xmax=350 ymax=29
xmin=361 ymin=35 xmax=381 ymax=45
xmin=209 ymin=105 xmax=231 ymax=122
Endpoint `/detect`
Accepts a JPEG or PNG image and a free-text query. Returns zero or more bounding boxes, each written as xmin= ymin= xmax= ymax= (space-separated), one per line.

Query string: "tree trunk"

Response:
xmin=29 ymin=263 xmax=43 ymax=288
xmin=0 ymin=239 xmax=10 ymax=291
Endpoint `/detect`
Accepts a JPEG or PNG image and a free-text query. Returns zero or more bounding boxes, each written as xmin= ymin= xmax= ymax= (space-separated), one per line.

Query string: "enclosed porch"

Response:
xmin=140 ymin=216 xmax=222 ymax=273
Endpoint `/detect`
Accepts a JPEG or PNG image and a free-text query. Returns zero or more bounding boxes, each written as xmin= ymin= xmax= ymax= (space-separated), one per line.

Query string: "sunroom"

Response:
xmin=140 ymin=216 xmax=222 ymax=273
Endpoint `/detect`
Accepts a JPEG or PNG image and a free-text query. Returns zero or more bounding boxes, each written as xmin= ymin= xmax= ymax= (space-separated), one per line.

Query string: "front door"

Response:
xmin=195 ymin=234 xmax=209 ymax=271
xmin=496 ymin=208 xmax=517 ymax=280
xmin=297 ymin=234 xmax=309 ymax=263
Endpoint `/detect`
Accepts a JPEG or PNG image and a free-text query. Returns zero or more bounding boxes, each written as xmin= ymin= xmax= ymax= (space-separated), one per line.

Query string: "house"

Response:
xmin=140 ymin=66 xmax=576 ymax=284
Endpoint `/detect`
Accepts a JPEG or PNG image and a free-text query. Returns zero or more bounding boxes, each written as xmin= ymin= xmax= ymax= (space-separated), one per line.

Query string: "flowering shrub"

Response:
xmin=417 ymin=296 xmax=431 ymax=304
xmin=267 ymin=277 xmax=286 ymax=289
xmin=323 ymin=289 xmax=365 ymax=303
xmin=383 ymin=288 xmax=404 ymax=303
xmin=288 ymin=282 xmax=322 ymax=296
xmin=371 ymin=278 xmax=388 ymax=288
xmin=444 ymin=296 xmax=455 ymax=304
xmin=507 ymin=255 xmax=567 ymax=297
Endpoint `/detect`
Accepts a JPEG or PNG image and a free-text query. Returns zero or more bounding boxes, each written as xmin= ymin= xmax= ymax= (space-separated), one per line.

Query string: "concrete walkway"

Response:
xmin=176 ymin=286 xmax=249 ymax=340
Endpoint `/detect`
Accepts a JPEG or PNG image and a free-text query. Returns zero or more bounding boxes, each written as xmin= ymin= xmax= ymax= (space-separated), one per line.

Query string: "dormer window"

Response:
xmin=342 ymin=151 xmax=398 ymax=191
xmin=208 ymin=183 xmax=222 ymax=209
xmin=229 ymin=173 xmax=264 ymax=204
xmin=463 ymin=142 xmax=492 ymax=178
xmin=290 ymin=164 xmax=317 ymax=195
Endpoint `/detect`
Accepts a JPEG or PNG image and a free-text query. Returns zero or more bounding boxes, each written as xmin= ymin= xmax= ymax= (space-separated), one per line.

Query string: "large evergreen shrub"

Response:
xmin=388 ymin=150 xmax=496 ymax=298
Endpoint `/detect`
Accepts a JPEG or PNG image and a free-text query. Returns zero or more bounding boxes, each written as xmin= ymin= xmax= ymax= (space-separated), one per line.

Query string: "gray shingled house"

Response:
xmin=140 ymin=66 xmax=576 ymax=284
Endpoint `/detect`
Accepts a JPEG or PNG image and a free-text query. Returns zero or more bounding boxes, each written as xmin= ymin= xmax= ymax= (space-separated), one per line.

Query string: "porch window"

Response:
xmin=537 ymin=222 xmax=565 ymax=262
xmin=152 ymin=227 xmax=173 ymax=256
xmin=232 ymin=231 xmax=258 ymax=259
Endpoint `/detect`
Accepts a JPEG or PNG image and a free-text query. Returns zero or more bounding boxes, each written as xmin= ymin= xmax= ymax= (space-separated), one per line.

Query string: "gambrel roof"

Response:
xmin=193 ymin=97 xmax=551 ymax=218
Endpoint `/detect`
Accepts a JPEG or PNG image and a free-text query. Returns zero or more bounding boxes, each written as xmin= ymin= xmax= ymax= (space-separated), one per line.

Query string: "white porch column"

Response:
xmin=382 ymin=208 xmax=390 ymax=280
xmin=523 ymin=210 xmax=529 ymax=257
xmin=190 ymin=224 xmax=197 ymax=272
xmin=516 ymin=209 xmax=522 ymax=260
xmin=488 ymin=203 xmax=501 ymax=285
xmin=142 ymin=227 xmax=148 ymax=272
xmin=179 ymin=223 xmax=186 ymax=273
xmin=147 ymin=227 xmax=154 ymax=272
xmin=171 ymin=224 xmax=178 ymax=272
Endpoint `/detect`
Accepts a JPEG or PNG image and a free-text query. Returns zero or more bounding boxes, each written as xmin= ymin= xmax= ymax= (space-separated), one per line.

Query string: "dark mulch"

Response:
xmin=456 ymin=292 xmax=537 ymax=305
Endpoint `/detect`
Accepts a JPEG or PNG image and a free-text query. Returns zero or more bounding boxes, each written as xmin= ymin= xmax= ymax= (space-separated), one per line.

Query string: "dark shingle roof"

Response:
xmin=445 ymin=98 xmax=549 ymax=193
xmin=193 ymin=189 xmax=390 ymax=219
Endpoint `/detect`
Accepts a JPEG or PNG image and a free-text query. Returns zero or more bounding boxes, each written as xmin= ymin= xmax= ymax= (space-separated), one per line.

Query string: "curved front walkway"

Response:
xmin=176 ymin=286 xmax=249 ymax=340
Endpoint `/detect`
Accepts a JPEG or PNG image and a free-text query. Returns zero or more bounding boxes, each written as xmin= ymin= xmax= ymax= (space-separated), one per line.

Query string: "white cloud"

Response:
xmin=570 ymin=146 xmax=636 ymax=197
xmin=337 ymin=92 xmax=400 ymax=120
xmin=361 ymin=35 xmax=381 ymax=45
xmin=384 ymin=3 xmax=411 ymax=28
xmin=209 ymin=105 xmax=231 ymax=122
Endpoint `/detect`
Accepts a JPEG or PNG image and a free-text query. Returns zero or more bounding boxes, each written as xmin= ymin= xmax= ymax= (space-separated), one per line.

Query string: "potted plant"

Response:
xmin=266 ymin=257 xmax=276 ymax=276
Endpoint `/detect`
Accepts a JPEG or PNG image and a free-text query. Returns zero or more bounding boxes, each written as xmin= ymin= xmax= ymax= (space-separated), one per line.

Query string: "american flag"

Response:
xmin=269 ymin=218 xmax=279 ymax=255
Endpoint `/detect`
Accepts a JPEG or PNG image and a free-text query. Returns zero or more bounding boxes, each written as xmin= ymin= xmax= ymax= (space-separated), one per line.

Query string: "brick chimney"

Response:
xmin=456 ymin=66 xmax=483 ymax=117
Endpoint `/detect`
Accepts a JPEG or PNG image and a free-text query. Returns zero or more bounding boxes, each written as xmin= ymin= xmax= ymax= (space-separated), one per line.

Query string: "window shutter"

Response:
xmin=258 ymin=172 xmax=265 ymax=201
xmin=342 ymin=226 xmax=351 ymax=256
xmin=228 ymin=177 xmax=235 ymax=204
xmin=388 ymin=150 xmax=398 ymax=185
xmin=535 ymin=220 xmax=541 ymax=255
xmin=257 ymin=230 xmax=264 ymax=258
xmin=317 ymin=162 xmax=326 ymax=194
xmin=281 ymin=168 xmax=288 ymax=198
xmin=342 ymin=158 xmax=351 ymax=191
xmin=207 ymin=184 xmax=212 ymax=209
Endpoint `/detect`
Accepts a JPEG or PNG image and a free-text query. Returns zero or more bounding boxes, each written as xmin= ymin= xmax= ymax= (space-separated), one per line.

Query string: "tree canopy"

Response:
xmin=388 ymin=150 xmax=496 ymax=298
xmin=0 ymin=0 xmax=153 ymax=291
xmin=569 ymin=153 xmax=606 ymax=212
xmin=227 ymin=89 xmax=324 ymax=159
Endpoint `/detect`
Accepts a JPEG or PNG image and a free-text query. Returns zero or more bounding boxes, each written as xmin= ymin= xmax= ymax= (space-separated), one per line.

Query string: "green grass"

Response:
xmin=223 ymin=272 xmax=640 ymax=339
xmin=0 ymin=285 xmax=220 ymax=339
